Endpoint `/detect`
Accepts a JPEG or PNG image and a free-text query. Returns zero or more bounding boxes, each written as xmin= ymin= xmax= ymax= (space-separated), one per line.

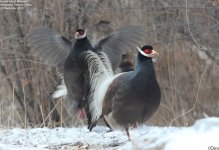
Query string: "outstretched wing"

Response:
xmin=94 ymin=25 xmax=146 ymax=69
xmin=27 ymin=26 xmax=73 ymax=72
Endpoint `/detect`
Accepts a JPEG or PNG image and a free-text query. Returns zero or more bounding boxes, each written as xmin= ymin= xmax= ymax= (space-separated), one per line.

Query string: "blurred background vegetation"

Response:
xmin=0 ymin=0 xmax=219 ymax=128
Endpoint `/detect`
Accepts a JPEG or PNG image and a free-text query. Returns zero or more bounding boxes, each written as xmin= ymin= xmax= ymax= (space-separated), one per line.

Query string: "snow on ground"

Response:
xmin=0 ymin=117 xmax=219 ymax=150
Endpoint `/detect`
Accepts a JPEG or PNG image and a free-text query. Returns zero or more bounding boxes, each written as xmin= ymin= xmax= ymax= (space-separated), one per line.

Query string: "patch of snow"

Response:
xmin=0 ymin=117 xmax=218 ymax=150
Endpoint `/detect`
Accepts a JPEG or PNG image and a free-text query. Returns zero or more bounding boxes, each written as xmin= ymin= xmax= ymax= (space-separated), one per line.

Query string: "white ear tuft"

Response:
xmin=136 ymin=46 xmax=151 ymax=57
xmin=84 ymin=29 xmax=87 ymax=36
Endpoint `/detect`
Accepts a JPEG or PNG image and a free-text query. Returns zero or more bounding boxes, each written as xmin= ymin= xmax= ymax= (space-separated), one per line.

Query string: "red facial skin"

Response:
xmin=144 ymin=49 xmax=153 ymax=54
xmin=78 ymin=31 xmax=84 ymax=35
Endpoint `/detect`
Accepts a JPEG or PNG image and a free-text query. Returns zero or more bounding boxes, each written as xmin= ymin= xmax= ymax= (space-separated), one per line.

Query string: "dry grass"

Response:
xmin=0 ymin=0 xmax=219 ymax=128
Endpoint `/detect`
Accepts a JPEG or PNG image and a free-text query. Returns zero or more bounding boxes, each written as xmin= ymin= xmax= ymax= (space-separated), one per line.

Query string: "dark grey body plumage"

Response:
xmin=64 ymin=37 xmax=93 ymax=109
xmin=64 ymin=37 xmax=94 ymax=123
xmin=103 ymin=53 xmax=161 ymax=129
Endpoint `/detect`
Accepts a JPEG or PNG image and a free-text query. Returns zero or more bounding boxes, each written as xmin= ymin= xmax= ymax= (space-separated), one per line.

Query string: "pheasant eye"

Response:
xmin=143 ymin=49 xmax=152 ymax=54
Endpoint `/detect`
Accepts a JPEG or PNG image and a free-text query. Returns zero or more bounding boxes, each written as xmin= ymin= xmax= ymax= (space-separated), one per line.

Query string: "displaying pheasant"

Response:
xmin=27 ymin=25 xmax=146 ymax=126
xmin=86 ymin=45 xmax=161 ymax=140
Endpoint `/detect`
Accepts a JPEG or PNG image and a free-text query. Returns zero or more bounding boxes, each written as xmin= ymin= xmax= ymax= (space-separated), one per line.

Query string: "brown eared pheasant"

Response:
xmin=86 ymin=45 xmax=161 ymax=140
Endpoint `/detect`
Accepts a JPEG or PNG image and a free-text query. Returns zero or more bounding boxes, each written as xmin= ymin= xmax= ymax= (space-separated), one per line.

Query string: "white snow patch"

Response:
xmin=0 ymin=117 xmax=219 ymax=150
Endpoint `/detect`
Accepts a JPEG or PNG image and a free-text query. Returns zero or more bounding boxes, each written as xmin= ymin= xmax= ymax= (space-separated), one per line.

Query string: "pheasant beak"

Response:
xmin=151 ymin=50 xmax=159 ymax=63
xmin=150 ymin=50 xmax=159 ymax=57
